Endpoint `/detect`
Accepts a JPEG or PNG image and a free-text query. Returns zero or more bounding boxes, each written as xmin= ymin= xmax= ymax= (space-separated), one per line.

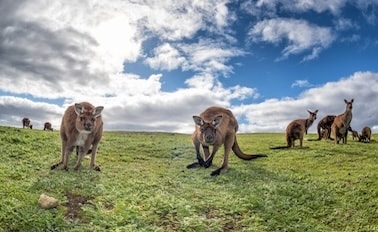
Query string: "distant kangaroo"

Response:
xmin=359 ymin=126 xmax=371 ymax=142
xmin=348 ymin=127 xmax=359 ymax=140
xmin=316 ymin=115 xmax=336 ymax=140
xmin=44 ymin=122 xmax=53 ymax=131
xmin=320 ymin=127 xmax=329 ymax=140
xmin=187 ymin=106 xmax=267 ymax=176
xmin=22 ymin=117 xmax=32 ymax=129
xmin=331 ymin=99 xmax=353 ymax=144
xmin=51 ymin=102 xmax=104 ymax=171
xmin=270 ymin=109 xmax=318 ymax=149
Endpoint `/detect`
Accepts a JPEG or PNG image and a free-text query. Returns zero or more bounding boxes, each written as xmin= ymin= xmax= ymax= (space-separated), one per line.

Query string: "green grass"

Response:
xmin=0 ymin=126 xmax=377 ymax=231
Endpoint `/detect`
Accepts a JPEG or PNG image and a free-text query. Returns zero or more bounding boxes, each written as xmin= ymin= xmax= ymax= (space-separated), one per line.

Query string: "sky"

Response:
xmin=0 ymin=0 xmax=377 ymax=134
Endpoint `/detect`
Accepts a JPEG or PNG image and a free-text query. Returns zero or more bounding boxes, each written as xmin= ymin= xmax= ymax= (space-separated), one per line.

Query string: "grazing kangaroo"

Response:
xmin=187 ymin=106 xmax=267 ymax=176
xmin=331 ymin=99 xmax=353 ymax=144
xmin=51 ymin=102 xmax=104 ymax=171
xmin=348 ymin=127 xmax=359 ymax=140
xmin=44 ymin=122 xmax=53 ymax=131
xmin=270 ymin=109 xmax=318 ymax=149
xmin=316 ymin=115 xmax=336 ymax=140
xmin=22 ymin=117 xmax=32 ymax=129
xmin=359 ymin=126 xmax=371 ymax=142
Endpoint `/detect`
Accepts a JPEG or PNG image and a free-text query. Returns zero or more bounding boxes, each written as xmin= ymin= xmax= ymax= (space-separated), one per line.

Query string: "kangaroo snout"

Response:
xmin=84 ymin=122 xmax=93 ymax=130
xmin=205 ymin=134 xmax=214 ymax=143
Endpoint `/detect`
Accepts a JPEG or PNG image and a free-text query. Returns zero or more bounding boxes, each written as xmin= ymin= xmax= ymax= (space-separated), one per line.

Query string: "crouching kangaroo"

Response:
xmin=359 ymin=126 xmax=371 ymax=142
xmin=187 ymin=106 xmax=267 ymax=176
xmin=51 ymin=102 xmax=104 ymax=171
xmin=270 ymin=109 xmax=318 ymax=149
xmin=331 ymin=99 xmax=353 ymax=144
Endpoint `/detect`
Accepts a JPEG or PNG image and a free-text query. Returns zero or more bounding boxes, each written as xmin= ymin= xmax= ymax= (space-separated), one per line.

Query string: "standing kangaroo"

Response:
xmin=51 ymin=102 xmax=104 ymax=171
xmin=316 ymin=115 xmax=336 ymax=140
xmin=331 ymin=99 xmax=353 ymax=144
xmin=187 ymin=106 xmax=267 ymax=176
xmin=270 ymin=109 xmax=318 ymax=149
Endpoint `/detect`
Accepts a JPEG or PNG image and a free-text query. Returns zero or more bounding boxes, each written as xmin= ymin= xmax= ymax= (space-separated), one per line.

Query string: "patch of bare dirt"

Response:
xmin=64 ymin=192 xmax=94 ymax=221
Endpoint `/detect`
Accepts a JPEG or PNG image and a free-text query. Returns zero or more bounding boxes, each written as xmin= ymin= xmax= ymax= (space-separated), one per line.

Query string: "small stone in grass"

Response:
xmin=38 ymin=193 xmax=59 ymax=209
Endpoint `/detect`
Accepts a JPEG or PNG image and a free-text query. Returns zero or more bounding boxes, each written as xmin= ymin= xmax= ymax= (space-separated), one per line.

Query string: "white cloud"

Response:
xmin=291 ymin=80 xmax=313 ymax=88
xmin=1 ymin=72 xmax=377 ymax=135
xmin=0 ymin=0 xmax=377 ymax=136
xmin=234 ymin=71 xmax=378 ymax=133
xmin=249 ymin=18 xmax=336 ymax=61
xmin=243 ymin=0 xmax=347 ymax=17
xmin=144 ymin=43 xmax=185 ymax=71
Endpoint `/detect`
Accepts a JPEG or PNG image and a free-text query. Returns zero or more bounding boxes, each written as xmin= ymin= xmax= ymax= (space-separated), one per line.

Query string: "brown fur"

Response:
xmin=51 ymin=102 xmax=104 ymax=171
xmin=44 ymin=122 xmax=53 ymax=131
xmin=359 ymin=126 xmax=371 ymax=142
xmin=22 ymin=117 xmax=32 ymax=129
xmin=321 ymin=127 xmax=329 ymax=140
xmin=331 ymin=99 xmax=353 ymax=144
xmin=187 ymin=106 xmax=266 ymax=176
xmin=270 ymin=109 xmax=318 ymax=149
xmin=348 ymin=127 xmax=359 ymax=140
xmin=316 ymin=115 xmax=336 ymax=140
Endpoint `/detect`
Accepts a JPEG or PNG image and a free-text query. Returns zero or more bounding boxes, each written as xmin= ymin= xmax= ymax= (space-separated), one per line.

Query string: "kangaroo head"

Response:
xmin=193 ymin=114 xmax=223 ymax=144
xmin=74 ymin=103 xmax=104 ymax=132
xmin=344 ymin=99 xmax=353 ymax=111
xmin=307 ymin=109 xmax=318 ymax=121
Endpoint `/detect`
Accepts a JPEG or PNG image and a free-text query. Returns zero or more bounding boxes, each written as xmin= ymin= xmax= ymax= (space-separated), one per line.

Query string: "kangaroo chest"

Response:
xmin=75 ymin=131 xmax=91 ymax=146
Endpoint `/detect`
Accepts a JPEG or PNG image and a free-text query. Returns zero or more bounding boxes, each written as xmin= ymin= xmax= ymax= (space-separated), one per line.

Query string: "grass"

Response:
xmin=0 ymin=125 xmax=377 ymax=231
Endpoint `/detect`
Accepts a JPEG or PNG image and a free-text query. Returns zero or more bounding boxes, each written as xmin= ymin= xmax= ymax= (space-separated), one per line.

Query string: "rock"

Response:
xmin=38 ymin=193 xmax=59 ymax=209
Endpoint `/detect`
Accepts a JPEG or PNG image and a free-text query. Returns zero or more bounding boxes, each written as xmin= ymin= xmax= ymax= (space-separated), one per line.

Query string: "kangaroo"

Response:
xmin=331 ymin=99 xmax=353 ymax=144
xmin=51 ymin=102 xmax=104 ymax=171
xmin=187 ymin=106 xmax=267 ymax=176
xmin=43 ymin=122 xmax=53 ymax=131
xmin=359 ymin=126 xmax=371 ymax=142
xmin=270 ymin=109 xmax=318 ymax=149
xmin=316 ymin=115 xmax=336 ymax=140
xmin=348 ymin=127 xmax=359 ymax=140
xmin=22 ymin=117 xmax=33 ymax=129
xmin=320 ymin=127 xmax=329 ymax=140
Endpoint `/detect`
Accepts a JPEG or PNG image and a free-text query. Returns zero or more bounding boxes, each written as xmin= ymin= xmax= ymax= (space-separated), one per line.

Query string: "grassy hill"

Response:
xmin=0 ymin=126 xmax=377 ymax=231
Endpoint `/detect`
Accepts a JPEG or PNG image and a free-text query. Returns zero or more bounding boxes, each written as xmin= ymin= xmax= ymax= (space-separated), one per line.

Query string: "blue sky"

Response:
xmin=0 ymin=0 xmax=377 ymax=134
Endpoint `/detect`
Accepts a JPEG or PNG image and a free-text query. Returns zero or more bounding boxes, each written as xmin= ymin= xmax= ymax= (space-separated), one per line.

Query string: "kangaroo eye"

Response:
xmin=80 ymin=116 xmax=85 ymax=121
xmin=91 ymin=118 xmax=95 ymax=122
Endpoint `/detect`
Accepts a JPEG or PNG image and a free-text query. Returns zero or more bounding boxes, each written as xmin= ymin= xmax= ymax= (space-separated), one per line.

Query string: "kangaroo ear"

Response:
xmin=74 ymin=103 xmax=83 ymax=115
xmin=314 ymin=109 xmax=318 ymax=113
xmin=351 ymin=99 xmax=354 ymax=103
xmin=193 ymin=116 xmax=204 ymax=126
xmin=93 ymin=106 xmax=104 ymax=118
xmin=212 ymin=115 xmax=223 ymax=128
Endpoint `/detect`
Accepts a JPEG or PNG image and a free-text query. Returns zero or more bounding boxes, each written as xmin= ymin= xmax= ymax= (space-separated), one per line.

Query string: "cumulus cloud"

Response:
xmin=249 ymin=18 xmax=336 ymax=61
xmin=235 ymin=71 xmax=378 ymax=133
xmin=0 ymin=0 xmax=377 ymax=136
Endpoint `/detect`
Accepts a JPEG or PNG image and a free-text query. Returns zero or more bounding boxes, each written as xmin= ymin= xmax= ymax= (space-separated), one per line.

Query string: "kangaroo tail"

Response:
xmin=232 ymin=137 xmax=267 ymax=160
xmin=269 ymin=145 xmax=290 ymax=149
